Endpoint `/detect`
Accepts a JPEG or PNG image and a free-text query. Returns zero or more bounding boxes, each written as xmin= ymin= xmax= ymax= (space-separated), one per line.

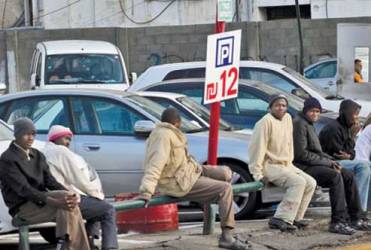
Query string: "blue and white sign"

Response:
xmin=204 ymin=29 xmax=241 ymax=104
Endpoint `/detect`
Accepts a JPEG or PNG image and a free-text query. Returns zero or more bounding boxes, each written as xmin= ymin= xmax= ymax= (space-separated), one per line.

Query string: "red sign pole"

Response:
xmin=207 ymin=16 xmax=225 ymax=166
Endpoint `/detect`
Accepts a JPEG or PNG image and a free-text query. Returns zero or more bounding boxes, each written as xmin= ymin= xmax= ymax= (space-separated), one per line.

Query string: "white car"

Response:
xmin=29 ymin=40 xmax=131 ymax=92
xmin=304 ymin=58 xmax=337 ymax=93
xmin=131 ymin=61 xmax=371 ymax=117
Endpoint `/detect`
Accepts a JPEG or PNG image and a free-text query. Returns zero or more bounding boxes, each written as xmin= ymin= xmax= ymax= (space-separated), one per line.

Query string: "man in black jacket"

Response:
xmin=319 ymin=99 xmax=371 ymax=216
xmin=0 ymin=118 xmax=90 ymax=250
xmin=293 ymin=98 xmax=370 ymax=234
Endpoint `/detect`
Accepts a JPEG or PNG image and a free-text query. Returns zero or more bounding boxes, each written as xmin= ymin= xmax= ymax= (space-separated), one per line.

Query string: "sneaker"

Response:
xmin=329 ymin=222 xmax=356 ymax=235
xmin=293 ymin=220 xmax=310 ymax=229
xmin=56 ymin=239 xmax=66 ymax=250
xmin=268 ymin=217 xmax=297 ymax=232
xmin=350 ymin=219 xmax=371 ymax=231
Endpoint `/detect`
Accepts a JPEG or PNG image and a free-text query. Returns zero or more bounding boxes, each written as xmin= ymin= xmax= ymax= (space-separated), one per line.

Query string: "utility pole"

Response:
xmin=24 ymin=0 xmax=32 ymax=26
xmin=295 ymin=0 xmax=304 ymax=74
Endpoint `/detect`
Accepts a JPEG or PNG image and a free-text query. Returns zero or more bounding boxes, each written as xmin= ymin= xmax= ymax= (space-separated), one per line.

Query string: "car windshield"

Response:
xmin=45 ymin=54 xmax=125 ymax=85
xmin=283 ymin=67 xmax=344 ymax=100
xmin=0 ymin=120 xmax=14 ymax=141
xmin=176 ymin=96 xmax=233 ymax=131
xmin=125 ymin=95 xmax=204 ymax=133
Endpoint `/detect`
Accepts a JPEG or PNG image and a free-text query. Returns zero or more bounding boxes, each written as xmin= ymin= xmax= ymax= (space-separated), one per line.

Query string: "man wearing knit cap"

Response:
xmin=42 ymin=125 xmax=118 ymax=250
xmin=293 ymin=97 xmax=370 ymax=234
xmin=249 ymin=94 xmax=317 ymax=232
xmin=0 ymin=118 xmax=90 ymax=250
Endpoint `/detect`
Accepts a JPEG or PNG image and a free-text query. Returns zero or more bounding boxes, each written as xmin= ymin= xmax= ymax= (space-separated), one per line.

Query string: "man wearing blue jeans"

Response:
xmin=319 ymin=100 xmax=371 ymax=218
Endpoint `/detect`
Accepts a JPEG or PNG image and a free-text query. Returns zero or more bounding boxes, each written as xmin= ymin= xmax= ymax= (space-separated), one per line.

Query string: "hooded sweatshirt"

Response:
xmin=319 ymin=100 xmax=361 ymax=160
xmin=248 ymin=113 xmax=294 ymax=181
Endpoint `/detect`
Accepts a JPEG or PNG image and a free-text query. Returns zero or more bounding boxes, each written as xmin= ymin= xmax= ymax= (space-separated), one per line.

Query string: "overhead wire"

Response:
xmin=33 ymin=0 xmax=81 ymax=23
xmin=80 ymin=0 xmax=147 ymax=27
xmin=119 ymin=0 xmax=176 ymax=25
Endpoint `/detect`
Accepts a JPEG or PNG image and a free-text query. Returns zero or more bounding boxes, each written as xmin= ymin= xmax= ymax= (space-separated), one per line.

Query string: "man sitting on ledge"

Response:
xmin=0 ymin=118 xmax=90 ymax=250
xmin=136 ymin=108 xmax=251 ymax=250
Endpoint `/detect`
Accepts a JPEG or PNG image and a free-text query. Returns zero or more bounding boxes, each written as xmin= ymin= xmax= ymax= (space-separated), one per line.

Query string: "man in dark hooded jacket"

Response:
xmin=294 ymin=97 xmax=370 ymax=234
xmin=319 ymin=99 xmax=371 ymax=218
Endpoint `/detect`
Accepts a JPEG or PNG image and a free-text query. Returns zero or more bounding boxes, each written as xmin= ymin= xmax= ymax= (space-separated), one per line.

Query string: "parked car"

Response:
xmin=304 ymin=58 xmax=337 ymax=93
xmin=29 ymin=40 xmax=132 ymax=92
xmin=133 ymin=78 xmax=337 ymax=132
xmin=134 ymin=91 xmax=235 ymax=131
xmin=130 ymin=61 xmax=371 ymax=117
xmin=0 ymin=89 xmax=269 ymax=219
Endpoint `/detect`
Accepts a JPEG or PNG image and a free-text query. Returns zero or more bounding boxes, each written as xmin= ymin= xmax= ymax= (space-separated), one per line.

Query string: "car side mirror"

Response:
xmin=291 ymin=88 xmax=310 ymax=99
xmin=129 ymin=72 xmax=138 ymax=85
xmin=134 ymin=120 xmax=156 ymax=137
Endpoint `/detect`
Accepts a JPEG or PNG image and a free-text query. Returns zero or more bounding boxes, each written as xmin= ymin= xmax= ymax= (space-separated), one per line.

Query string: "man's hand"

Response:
xmin=46 ymin=191 xmax=79 ymax=211
xmin=134 ymin=194 xmax=151 ymax=208
xmin=260 ymin=176 xmax=270 ymax=186
xmin=334 ymin=151 xmax=351 ymax=160
xmin=331 ymin=160 xmax=342 ymax=173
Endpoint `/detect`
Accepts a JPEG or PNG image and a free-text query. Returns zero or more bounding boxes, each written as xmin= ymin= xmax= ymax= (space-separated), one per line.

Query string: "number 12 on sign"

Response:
xmin=204 ymin=29 xmax=241 ymax=104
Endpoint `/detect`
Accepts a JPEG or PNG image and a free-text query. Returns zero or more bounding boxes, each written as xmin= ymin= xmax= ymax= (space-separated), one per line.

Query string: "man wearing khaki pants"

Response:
xmin=136 ymin=108 xmax=250 ymax=250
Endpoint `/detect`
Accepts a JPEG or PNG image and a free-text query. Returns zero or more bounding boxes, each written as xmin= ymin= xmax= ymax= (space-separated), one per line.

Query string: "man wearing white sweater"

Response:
xmin=42 ymin=125 xmax=118 ymax=250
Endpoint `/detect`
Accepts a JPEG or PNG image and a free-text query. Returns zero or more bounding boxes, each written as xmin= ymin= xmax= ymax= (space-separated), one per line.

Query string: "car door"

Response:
xmin=304 ymin=61 xmax=337 ymax=92
xmin=1 ymin=96 xmax=72 ymax=143
xmin=69 ymin=96 xmax=148 ymax=197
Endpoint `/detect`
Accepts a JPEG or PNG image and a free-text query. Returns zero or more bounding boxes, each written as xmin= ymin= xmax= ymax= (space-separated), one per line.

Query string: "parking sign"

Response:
xmin=204 ymin=29 xmax=241 ymax=104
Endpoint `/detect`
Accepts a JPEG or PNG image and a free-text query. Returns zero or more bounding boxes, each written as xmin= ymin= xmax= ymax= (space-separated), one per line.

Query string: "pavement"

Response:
xmin=0 ymin=208 xmax=370 ymax=250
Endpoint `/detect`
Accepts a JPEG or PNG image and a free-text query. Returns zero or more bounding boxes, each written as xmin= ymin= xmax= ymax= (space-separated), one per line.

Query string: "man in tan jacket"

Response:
xmin=249 ymin=94 xmax=317 ymax=232
xmin=137 ymin=108 xmax=250 ymax=250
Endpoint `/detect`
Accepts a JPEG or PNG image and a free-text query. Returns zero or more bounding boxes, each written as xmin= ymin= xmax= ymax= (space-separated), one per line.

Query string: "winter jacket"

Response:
xmin=319 ymin=100 xmax=361 ymax=160
xmin=293 ymin=112 xmax=334 ymax=170
xmin=0 ymin=142 xmax=66 ymax=216
xmin=139 ymin=122 xmax=202 ymax=199
xmin=42 ymin=142 xmax=104 ymax=200
xmin=248 ymin=113 xmax=295 ymax=181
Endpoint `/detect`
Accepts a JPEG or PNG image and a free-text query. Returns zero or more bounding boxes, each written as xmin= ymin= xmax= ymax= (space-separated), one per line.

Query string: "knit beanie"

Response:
xmin=13 ymin=118 xmax=36 ymax=139
xmin=48 ymin=125 xmax=73 ymax=142
xmin=269 ymin=94 xmax=288 ymax=108
xmin=303 ymin=97 xmax=322 ymax=114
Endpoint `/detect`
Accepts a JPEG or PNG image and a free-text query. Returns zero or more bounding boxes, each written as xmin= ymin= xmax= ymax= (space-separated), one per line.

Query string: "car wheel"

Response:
xmin=222 ymin=162 xmax=258 ymax=219
xmin=38 ymin=227 xmax=57 ymax=244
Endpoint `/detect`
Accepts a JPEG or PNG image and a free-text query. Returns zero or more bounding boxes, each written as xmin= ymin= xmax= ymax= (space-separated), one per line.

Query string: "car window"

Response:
xmin=237 ymin=90 xmax=269 ymax=112
xmin=5 ymin=98 xmax=69 ymax=133
xmin=0 ymin=121 xmax=13 ymax=141
xmin=71 ymin=97 xmax=145 ymax=135
xmin=163 ymin=68 xmax=206 ymax=80
xmin=305 ymin=61 xmax=337 ymax=79
xmin=145 ymin=96 xmax=205 ymax=128
xmin=240 ymin=67 xmax=300 ymax=94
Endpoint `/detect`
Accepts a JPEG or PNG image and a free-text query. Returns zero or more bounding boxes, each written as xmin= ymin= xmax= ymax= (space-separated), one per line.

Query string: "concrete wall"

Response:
xmin=3 ymin=16 xmax=371 ymax=92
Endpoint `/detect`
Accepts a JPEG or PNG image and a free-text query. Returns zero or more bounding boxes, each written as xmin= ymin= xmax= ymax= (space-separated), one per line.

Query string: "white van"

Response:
xmin=30 ymin=40 xmax=130 ymax=91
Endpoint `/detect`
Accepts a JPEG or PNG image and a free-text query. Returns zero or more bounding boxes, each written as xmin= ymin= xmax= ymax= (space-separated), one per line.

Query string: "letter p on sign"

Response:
xmin=204 ymin=30 xmax=241 ymax=104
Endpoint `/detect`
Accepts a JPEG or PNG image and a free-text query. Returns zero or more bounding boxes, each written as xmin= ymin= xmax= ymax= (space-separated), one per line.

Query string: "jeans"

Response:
xmin=339 ymin=160 xmax=371 ymax=212
xmin=79 ymin=196 xmax=118 ymax=249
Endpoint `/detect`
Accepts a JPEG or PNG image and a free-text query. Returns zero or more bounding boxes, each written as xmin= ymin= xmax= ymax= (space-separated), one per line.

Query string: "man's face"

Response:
xmin=305 ymin=108 xmax=321 ymax=123
xmin=270 ymin=99 xmax=287 ymax=120
xmin=16 ymin=132 xmax=35 ymax=150
xmin=174 ymin=119 xmax=182 ymax=129
xmin=355 ymin=61 xmax=363 ymax=72
xmin=54 ymin=135 xmax=72 ymax=148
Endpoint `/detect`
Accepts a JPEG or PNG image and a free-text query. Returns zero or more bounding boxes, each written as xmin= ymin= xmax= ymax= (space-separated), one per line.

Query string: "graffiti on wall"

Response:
xmin=147 ymin=51 xmax=205 ymax=66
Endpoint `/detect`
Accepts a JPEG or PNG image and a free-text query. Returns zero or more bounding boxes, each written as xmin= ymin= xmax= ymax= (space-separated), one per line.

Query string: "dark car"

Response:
xmin=139 ymin=78 xmax=337 ymax=131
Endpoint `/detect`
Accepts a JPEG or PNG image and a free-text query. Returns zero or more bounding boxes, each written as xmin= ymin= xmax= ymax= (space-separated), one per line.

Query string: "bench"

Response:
xmin=14 ymin=182 xmax=264 ymax=250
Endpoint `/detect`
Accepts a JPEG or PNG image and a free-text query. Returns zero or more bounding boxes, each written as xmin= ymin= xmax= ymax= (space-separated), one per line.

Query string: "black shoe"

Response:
xmin=293 ymin=220 xmax=310 ymax=229
xmin=268 ymin=217 xmax=297 ymax=232
xmin=350 ymin=219 xmax=371 ymax=231
xmin=329 ymin=222 xmax=356 ymax=235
